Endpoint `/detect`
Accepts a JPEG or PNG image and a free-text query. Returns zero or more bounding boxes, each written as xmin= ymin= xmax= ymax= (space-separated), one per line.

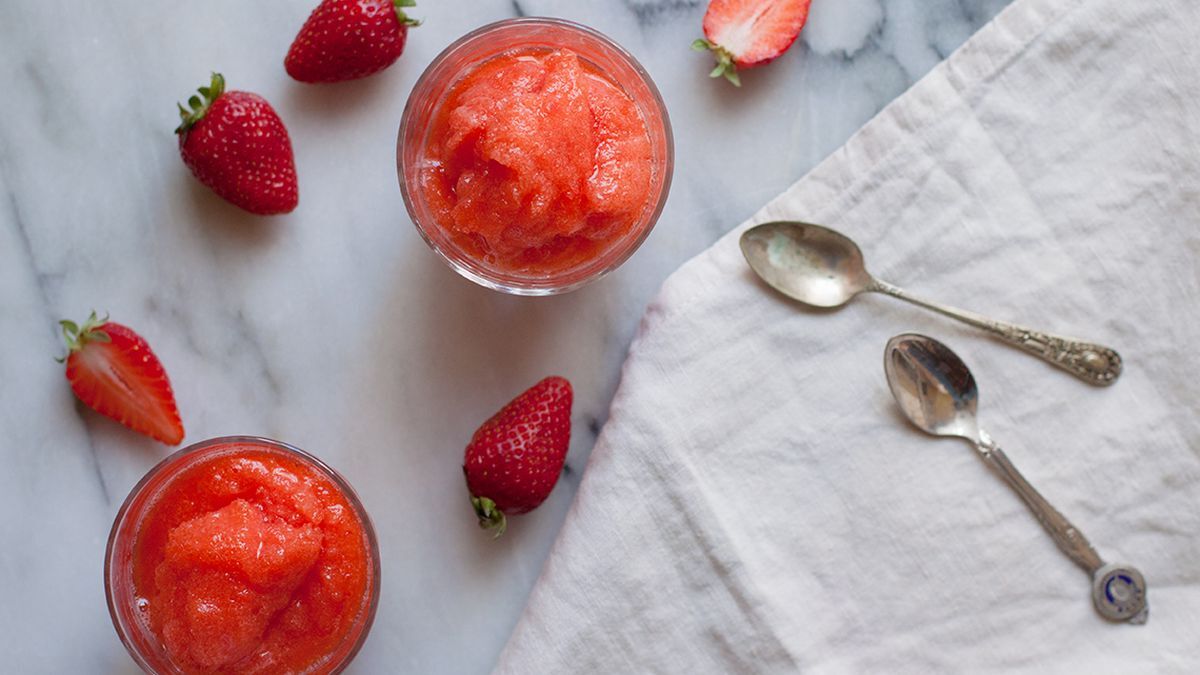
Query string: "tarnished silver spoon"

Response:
xmin=884 ymin=332 xmax=1147 ymax=624
xmin=740 ymin=221 xmax=1121 ymax=385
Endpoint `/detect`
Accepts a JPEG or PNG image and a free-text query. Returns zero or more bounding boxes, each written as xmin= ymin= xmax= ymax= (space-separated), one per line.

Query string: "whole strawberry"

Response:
xmin=285 ymin=0 xmax=421 ymax=83
xmin=463 ymin=376 xmax=573 ymax=537
xmin=176 ymin=73 xmax=298 ymax=215
xmin=692 ymin=0 xmax=811 ymax=86
xmin=59 ymin=312 xmax=184 ymax=445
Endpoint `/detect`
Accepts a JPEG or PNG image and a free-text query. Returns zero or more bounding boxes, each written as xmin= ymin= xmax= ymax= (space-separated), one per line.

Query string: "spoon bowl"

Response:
xmin=884 ymin=333 xmax=981 ymax=442
xmin=740 ymin=221 xmax=871 ymax=308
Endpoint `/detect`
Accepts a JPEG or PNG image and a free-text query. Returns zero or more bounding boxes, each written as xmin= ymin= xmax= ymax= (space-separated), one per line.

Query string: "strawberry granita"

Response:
xmin=106 ymin=437 xmax=378 ymax=674
xmin=420 ymin=48 xmax=652 ymax=275
xmin=400 ymin=19 xmax=672 ymax=294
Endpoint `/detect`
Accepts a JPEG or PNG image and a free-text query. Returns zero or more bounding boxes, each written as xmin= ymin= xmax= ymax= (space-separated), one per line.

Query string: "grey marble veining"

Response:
xmin=0 ymin=0 xmax=1011 ymax=672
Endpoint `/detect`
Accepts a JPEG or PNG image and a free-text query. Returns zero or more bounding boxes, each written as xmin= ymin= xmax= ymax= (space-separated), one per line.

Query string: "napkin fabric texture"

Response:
xmin=497 ymin=0 xmax=1200 ymax=671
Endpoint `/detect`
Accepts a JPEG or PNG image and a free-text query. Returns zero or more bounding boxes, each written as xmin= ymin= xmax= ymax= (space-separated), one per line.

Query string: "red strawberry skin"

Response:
xmin=61 ymin=315 xmax=184 ymax=445
xmin=464 ymin=377 xmax=572 ymax=534
xmin=695 ymin=0 xmax=811 ymax=85
xmin=285 ymin=0 xmax=419 ymax=84
xmin=177 ymin=75 xmax=298 ymax=215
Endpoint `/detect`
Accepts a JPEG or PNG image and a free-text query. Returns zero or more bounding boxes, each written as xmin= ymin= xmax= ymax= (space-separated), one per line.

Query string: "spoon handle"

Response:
xmin=869 ymin=279 xmax=1121 ymax=386
xmin=975 ymin=435 xmax=1104 ymax=573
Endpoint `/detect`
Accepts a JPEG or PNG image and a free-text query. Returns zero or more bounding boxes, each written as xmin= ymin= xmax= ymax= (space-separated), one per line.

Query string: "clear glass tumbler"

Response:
xmin=104 ymin=436 xmax=380 ymax=674
xmin=397 ymin=18 xmax=673 ymax=295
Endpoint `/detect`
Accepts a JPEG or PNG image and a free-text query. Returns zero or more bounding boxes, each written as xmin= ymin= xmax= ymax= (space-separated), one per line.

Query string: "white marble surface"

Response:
xmin=0 ymin=0 xmax=1010 ymax=672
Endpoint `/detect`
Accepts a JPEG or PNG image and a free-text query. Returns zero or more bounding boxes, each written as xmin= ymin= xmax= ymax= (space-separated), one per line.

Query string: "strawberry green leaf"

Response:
xmin=175 ymin=72 xmax=226 ymax=135
xmin=471 ymin=496 xmax=507 ymax=538
xmin=394 ymin=0 xmax=421 ymax=27
xmin=693 ymin=38 xmax=742 ymax=87
xmin=58 ymin=311 xmax=110 ymax=358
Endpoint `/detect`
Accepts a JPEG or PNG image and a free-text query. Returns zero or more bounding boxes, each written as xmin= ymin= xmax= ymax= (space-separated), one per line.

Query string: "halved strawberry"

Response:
xmin=692 ymin=0 xmax=811 ymax=86
xmin=59 ymin=312 xmax=184 ymax=445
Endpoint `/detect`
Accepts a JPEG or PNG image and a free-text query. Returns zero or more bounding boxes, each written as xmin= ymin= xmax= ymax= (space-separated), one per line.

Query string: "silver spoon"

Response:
xmin=884 ymin=332 xmax=1147 ymax=624
xmin=740 ymin=221 xmax=1121 ymax=386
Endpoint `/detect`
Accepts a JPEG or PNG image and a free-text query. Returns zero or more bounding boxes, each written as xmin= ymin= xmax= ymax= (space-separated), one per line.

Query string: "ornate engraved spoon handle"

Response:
xmin=869 ymin=278 xmax=1121 ymax=385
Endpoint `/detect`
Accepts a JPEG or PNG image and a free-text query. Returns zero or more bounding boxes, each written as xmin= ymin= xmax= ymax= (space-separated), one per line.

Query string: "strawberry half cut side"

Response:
xmin=60 ymin=312 xmax=185 ymax=445
xmin=693 ymin=0 xmax=812 ymax=86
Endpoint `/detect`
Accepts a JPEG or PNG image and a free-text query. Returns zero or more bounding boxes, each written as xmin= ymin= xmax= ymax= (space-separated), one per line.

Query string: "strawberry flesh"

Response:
xmin=62 ymin=313 xmax=184 ymax=445
xmin=697 ymin=0 xmax=811 ymax=85
xmin=463 ymin=376 xmax=573 ymax=536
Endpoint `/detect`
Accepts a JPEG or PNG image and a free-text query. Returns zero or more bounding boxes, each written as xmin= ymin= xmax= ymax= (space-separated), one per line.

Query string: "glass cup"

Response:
xmin=397 ymin=17 xmax=673 ymax=295
xmin=105 ymin=436 xmax=380 ymax=674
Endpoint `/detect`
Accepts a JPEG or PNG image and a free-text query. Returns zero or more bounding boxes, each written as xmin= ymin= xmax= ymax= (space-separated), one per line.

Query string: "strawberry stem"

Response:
xmin=692 ymin=38 xmax=741 ymax=87
xmin=471 ymin=496 xmax=507 ymax=538
xmin=57 ymin=310 xmax=110 ymax=362
xmin=394 ymin=0 xmax=421 ymax=27
xmin=175 ymin=72 xmax=226 ymax=135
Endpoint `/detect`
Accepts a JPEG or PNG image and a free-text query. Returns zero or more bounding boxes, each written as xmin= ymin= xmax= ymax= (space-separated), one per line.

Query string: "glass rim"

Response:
xmin=397 ymin=16 xmax=674 ymax=296
xmin=104 ymin=435 xmax=381 ymax=675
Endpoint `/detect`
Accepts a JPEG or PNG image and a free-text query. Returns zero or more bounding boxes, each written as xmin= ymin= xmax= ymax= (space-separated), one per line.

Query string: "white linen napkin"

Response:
xmin=496 ymin=0 xmax=1200 ymax=671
